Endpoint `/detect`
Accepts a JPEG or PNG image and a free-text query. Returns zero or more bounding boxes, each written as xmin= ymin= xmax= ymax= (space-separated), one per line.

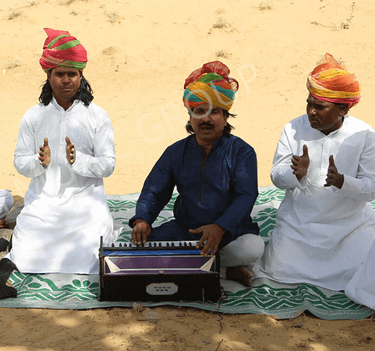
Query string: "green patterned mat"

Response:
xmin=0 ymin=186 xmax=373 ymax=320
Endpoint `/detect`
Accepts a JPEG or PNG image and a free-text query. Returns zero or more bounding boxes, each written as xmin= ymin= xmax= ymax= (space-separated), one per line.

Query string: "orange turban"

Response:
xmin=307 ymin=53 xmax=361 ymax=108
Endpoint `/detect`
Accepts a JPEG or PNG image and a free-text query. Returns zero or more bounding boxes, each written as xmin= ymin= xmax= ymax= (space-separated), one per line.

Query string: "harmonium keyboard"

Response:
xmin=99 ymin=237 xmax=221 ymax=302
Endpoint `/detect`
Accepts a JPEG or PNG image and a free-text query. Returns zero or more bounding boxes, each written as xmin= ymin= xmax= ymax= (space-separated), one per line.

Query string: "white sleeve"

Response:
xmin=70 ymin=114 xmax=116 ymax=178
xmin=13 ymin=111 xmax=46 ymax=178
xmin=337 ymin=129 xmax=375 ymax=202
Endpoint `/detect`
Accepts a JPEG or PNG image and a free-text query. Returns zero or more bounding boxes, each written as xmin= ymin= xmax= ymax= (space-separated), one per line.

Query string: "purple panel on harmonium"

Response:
xmin=104 ymin=255 xmax=211 ymax=273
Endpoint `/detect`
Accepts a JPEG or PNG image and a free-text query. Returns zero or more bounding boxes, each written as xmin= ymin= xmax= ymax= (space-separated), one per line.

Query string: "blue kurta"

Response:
xmin=130 ymin=134 xmax=259 ymax=247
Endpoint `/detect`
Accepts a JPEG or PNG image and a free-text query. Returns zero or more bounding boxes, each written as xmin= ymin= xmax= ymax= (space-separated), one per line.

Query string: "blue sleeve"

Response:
xmin=214 ymin=144 xmax=258 ymax=234
xmin=129 ymin=147 xmax=175 ymax=227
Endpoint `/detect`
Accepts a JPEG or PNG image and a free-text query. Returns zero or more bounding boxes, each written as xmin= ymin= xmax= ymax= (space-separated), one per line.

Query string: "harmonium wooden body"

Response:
xmin=99 ymin=237 xmax=221 ymax=302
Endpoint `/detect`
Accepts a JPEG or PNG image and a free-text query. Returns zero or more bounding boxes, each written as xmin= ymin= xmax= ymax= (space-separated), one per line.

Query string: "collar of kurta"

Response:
xmin=50 ymin=96 xmax=81 ymax=112
xmin=193 ymin=133 xmax=228 ymax=155
xmin=307 ymin=114 xmax=347 ymax=137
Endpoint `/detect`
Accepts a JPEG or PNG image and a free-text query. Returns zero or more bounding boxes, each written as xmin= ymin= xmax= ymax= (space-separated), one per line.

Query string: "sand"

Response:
xmin=1 ymin=0 xmax=375 ymax=350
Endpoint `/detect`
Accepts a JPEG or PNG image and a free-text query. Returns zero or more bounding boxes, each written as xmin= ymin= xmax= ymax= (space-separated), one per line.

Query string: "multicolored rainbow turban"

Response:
xmin=39 ymin=28 xmax=87 ymax=72
xmin=183 ymin=61 xmax=239 ymax=111
xmin=307 ymin=53 xmax=361 ymax=108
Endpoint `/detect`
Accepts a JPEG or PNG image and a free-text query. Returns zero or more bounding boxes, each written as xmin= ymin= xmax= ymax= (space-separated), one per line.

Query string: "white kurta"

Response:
xmin=253 ymin=114 xmax=375 ymax=290
xmin=7 ymin=98 xmax=119 ymax=274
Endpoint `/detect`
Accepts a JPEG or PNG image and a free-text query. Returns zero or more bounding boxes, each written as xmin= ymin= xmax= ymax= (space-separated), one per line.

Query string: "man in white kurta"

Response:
xmin=4 ymin=28 xmax=119 ymax=277
xmin=9 ymin=97 xmax=118 ymax=274
xmin=253 ymin=54 xmax=375 ymax=291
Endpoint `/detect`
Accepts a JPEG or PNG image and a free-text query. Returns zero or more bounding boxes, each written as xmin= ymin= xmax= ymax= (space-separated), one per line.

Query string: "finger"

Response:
xmin=132 ymin=225 xmax=142 ymax=245
xmin=324 ymin=176 xmax=333 ymax=187
xmin=201 ymin=240 xmax=219 ymax=257
xmin=327 ymin=167 xmax=337 ymax=177
xmin=141 ymin=226 xmax=150 ymax=244
xmin=302 ymin=144 xmax=308 ymax=157
xmin=132 ymin=229 xmax=142 ymax=245
xmin=196 ymin=236 xmax=206 ymax=250
xmin=329 ymin=155 xmax=335 ymax=168
xmin=291 ymin=166 xmax=301 ymax=174
xmin=189 ymin=227 xmax=203 ymax=235
xmin=43 ymin=137 xmax=49 ymax=148
xmin=291 ymin=157 xmax=299 ymax=166
xmin=200 ymin=242 xmax=212 ymax=256
xmin=65 ymin=136 xmax=71 ymax=145
xmin=141 ymin=232 xmax=147 ymax=244
xmin=131 ymin=230 xmax=138 ymax=244
xmin=210 ymin=244 xmax=219 ymax=257
xmin=192 ymin=227 xmax=205 ymax=248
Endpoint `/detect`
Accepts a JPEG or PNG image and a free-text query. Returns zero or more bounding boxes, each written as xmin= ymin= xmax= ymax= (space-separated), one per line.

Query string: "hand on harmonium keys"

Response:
xmin=131 ymin=219 xmax=151 ymax=245
xmin=189 ymin=223 xmax=225 ymax=257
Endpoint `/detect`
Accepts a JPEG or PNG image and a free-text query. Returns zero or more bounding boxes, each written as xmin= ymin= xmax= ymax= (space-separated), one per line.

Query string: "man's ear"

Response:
xmin=47 ymin=69 xmax=52 ymax=81
xmin=340 ymin=104 xmax=350 ymax=117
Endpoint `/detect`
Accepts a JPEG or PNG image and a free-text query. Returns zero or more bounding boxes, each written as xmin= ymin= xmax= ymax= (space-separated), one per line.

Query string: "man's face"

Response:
xmin=306 ymin=94 xmax=348 ymax=135
xmin=48 ymin=67 xmax=82 ymax=108
xmin=190 ymin=103 xmax=228 ymax=145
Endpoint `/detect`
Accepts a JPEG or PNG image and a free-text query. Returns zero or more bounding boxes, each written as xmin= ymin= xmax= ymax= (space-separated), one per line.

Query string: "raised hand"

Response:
xmin=39 ymin=137 xmax=51 ymax=168
xmin=189 ymin=223 xmax=225 ymax=257
xmin=65 ymin=136 xmax=76 ymax=165
xmin=131 ymin=219 xmax=151 ymax=245
xmin=324 ymin=155 xmax=344 ymax=188
xmin=291 ymin=144 xmax=310 ymax=181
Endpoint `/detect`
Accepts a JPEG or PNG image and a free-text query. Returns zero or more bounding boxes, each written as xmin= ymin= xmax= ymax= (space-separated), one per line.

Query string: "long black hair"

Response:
xmin=39 ymin=74 xmax=94 ymax=106
xmin=185 ymin=108 xmax=236 ymax=136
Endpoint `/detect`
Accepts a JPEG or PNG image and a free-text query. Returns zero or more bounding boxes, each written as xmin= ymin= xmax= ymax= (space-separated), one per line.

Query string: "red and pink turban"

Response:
xmin=39 ymin=28 xmax=87 ymax=72
xmin=307 ymin=53 xmax=361 ymax=108
xmin=183 ymin=61 xmax=239 ymax=111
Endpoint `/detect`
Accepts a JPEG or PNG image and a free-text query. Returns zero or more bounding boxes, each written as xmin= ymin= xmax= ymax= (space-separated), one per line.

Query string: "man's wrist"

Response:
xmin=214 ymin=223 xmax=225 ymax=234
xmin=134 ymin=219 xmax=148 ymax=226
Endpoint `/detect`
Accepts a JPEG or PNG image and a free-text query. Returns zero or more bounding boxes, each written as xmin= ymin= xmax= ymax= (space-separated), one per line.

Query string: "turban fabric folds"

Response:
xmin=183 ymin=61 xmax=239 ymax=111
xmin=39 ymin=28 xmax=87 ymax=72
xmin=307 ymin=53 xmax=361 ymax=108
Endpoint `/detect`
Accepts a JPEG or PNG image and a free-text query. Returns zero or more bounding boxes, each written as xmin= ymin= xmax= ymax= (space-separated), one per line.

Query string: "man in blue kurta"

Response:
xmin=129 ymin=61 xmax=264 ymax=286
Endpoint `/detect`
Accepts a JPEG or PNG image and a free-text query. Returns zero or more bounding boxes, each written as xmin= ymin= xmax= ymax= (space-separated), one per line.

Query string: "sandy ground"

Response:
xmin=1 ymin=0 xmax=375 ymax=350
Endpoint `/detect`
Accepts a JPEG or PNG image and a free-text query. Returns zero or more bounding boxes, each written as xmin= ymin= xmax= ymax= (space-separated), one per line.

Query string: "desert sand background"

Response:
xmin=1 ymin=0 xmax=375 ymax=350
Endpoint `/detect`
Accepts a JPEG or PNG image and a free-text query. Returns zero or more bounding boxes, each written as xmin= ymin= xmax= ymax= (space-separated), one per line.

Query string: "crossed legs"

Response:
xmin=219 ymin=234 xmax=265 ymax=286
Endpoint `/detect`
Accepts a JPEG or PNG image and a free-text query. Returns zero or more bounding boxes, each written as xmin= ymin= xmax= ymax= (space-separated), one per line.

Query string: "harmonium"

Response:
xmin=99 ymin=237 xmax=221 ymax=302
